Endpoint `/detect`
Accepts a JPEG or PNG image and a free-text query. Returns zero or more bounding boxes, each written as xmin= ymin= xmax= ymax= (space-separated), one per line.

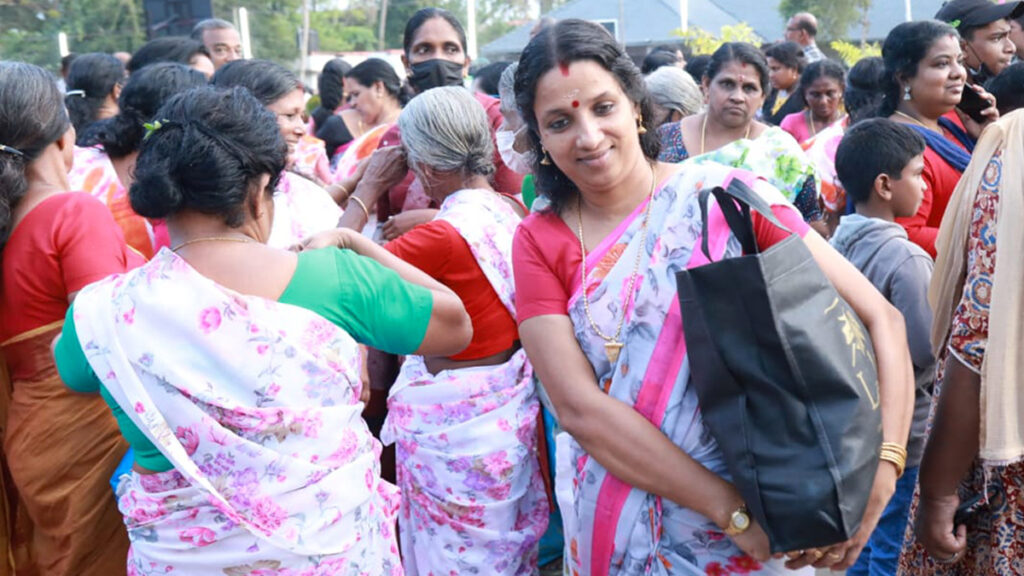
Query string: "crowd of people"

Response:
xmin=0 ymin=0 xmax=1023 ymax=574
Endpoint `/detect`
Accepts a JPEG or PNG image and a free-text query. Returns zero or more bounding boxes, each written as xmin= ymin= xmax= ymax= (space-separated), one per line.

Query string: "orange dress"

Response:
xmin=0 ymin=193 xmax=141 ymax=575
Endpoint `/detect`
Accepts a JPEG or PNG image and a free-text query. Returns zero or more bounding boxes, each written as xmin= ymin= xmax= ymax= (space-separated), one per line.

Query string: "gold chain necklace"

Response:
xmin=577 ymin=164 xmax=657 ymax=364
xmin=171 ymin=235 xmax=254 ymax=252
xmin=894 ymin=110 xmax=941 ymax=134
xmin=700 ymin=113 xmax=752 ymax=155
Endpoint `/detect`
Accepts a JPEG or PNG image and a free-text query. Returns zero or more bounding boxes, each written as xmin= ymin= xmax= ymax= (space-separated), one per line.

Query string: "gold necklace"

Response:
xmin=577 ymin=164 xmax=657 ymax=364
xmin=171 ymin=235 xmax=254 ymax=252
xmin=700 ymin=113 xmax=752 ymax=155
xmin=894 ymin=110 xmax=941 ymax=134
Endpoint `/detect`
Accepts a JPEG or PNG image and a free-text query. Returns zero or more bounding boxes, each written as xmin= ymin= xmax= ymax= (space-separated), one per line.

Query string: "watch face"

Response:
xmin=734 ymin=512 xmax=750 ymax=530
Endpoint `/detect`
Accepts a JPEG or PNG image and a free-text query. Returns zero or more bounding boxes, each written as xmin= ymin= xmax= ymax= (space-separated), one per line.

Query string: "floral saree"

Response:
xmin=72 ymin=249 xmax=402 ymax=575
xmin=381 ymin=189 xmax=548 ymax=575
xmin=267 ymin=171 xmax=343 ymax=249
xmin=559 ymin=163 xmax=811 ymax=576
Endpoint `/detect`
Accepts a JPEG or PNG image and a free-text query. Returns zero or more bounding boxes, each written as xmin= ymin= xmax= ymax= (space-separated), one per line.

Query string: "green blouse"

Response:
xmin=55 ymin=247 xmax=433 ymax=472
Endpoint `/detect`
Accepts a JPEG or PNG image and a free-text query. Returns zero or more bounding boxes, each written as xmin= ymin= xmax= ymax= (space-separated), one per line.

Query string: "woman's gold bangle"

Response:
xmin=349 ymin=196 xmax=370 ymax=221
xmin=879 ymin=443 xmax=906 ymax=478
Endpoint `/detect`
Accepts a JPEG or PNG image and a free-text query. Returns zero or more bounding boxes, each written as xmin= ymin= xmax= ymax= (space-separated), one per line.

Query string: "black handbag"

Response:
xmin=675 ymin=179 xmax=881 ymax=553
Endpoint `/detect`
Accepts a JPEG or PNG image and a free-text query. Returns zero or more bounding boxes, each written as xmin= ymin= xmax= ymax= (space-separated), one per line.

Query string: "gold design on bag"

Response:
xmin=825 ymin=297 xmax=879 ymax=409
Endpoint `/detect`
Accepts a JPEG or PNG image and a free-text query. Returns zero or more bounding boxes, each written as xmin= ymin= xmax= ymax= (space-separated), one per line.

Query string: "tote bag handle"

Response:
xmin=698 ymin=177 xmax=793 ymax=261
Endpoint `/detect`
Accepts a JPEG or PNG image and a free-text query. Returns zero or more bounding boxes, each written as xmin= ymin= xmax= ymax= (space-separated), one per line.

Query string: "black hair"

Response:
xmin=764 ymin=41 xmax=806 ymax=73
xmin=60 ymin=53 xmax=77 ymax=75
xmin=311 ymin=58 xmax=351 ymax=131
xmin=798 ymin=59 xmax=846 ymax=99
xmin=879 ymin=20 xmax=959 ymax=117
xmin=984 ymin=61 xmax=1024 ymax=115
xmin=641 ymin=50 xmax=681 ymax=74
xmin=346 ymin=58 xmax=408 ymax=105
xmin=845 ymin=56 xmax=885 ymax=123
xmin=131 ymin=86 xmax=287 ymax=227
xmin=835 ymin=118 xmax=925 ymax=204
xmin=514 ymin=19 xmax=660 ymax=213
xmin=78 ymin=62 xmax=208 ymax=160
xmin=403 ymin=8 xmax=468 ymax=58
xmin=705 ymin=42 xmax=771 ymax=94
xmin=127 ymin=37 xmax=211 ymax=74
xmin=473 ymin=60 xmax=511 ymax=95
xmin=684 ymin=55 xmax=711 ymax=83
xmin=0 ymin=62 xmax=70 ymax=248
xmin=211 ymin=59 xmax=302 ymax=106
xmin=65 ymin=53 xmax=126 ymax=137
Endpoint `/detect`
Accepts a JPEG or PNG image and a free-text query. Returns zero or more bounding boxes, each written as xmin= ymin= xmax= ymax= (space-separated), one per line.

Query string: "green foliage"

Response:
xmin=829 ymin=40 xmax=881 ymax=67
xmin=0 ymin=0 xmax=144 ymax=69
xmin=778 ymin=0 xmax=872 ymax=40
xmin=675 ymin=23 xmax=762 ymax=56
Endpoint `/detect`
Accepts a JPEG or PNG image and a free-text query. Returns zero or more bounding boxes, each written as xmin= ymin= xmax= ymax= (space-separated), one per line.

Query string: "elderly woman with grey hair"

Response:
xmin=302 ymin=86 xmax=548 ymax=574
xmin=645 ymin=65 xmax=703 ymax=126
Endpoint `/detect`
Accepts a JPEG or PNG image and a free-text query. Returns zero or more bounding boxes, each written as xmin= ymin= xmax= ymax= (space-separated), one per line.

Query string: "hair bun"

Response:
xmin=130 ymin=155 xmax=184 ymax=219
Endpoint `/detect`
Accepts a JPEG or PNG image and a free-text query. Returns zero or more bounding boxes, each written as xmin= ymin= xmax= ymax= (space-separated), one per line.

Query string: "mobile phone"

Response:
xmin=952 ymin=493 xmax=985 ymax=533
xmin=957 ymin=86 xmax=990 ymax=124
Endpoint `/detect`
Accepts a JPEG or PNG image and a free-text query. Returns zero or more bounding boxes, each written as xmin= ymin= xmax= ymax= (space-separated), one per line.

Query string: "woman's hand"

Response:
xmin=382 ymin=209 xmax=438 ymax=241
xmin=358 ymin=146 xmax=409 ymax=199
xmin=783 ymin=462 xmax=899 ymax=570
xmin=916 ymin=494 xmax=967 ymax=564
xmin=959 ymin=84 xmax=999 ymax=140
xmin=292 ymin=228 xmax=349 ymax=252
xmin=729 ymin=519 xmax=772 ymax=563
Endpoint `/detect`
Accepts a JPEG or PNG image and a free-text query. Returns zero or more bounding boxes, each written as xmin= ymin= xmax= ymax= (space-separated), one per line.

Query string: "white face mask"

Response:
xmin=496 ymin=126 xmax=535 ymax=175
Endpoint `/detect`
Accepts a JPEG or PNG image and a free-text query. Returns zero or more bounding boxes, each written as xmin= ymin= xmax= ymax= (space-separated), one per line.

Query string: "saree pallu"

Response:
xmin=561 ymin=164 xmax=810 ymax=576
xmin=290 ymin=135 xmax=334 ymax=186
xmin=73 ymin=249 xmax=402 ymax=575
xmin=381 ymin=189 xmax=548 ymax=575
xmin=0 ymin=324 xmax=128 ymax=576
xmin=331 ymin=123 xmax=393 ymax=183
xmin=267 ymin=171 xmax=343 ymax=249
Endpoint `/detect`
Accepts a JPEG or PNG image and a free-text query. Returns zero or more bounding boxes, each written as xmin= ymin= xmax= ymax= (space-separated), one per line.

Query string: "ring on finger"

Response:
xmin=934 ymin=551 xmax=963 ymax=564
xmin=786 ymin=550 xmax=804 ymax=559
xmin=810 ymin=550 xmax=824 ymax=560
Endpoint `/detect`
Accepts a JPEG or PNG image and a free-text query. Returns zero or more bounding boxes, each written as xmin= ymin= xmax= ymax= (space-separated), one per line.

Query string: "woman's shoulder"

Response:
xmin=779 ymin=110 xmax=804 ymax=129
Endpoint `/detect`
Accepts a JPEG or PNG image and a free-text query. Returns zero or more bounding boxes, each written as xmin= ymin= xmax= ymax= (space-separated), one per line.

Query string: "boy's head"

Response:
xmin=837 ymin=118 xmax=927 ymax=218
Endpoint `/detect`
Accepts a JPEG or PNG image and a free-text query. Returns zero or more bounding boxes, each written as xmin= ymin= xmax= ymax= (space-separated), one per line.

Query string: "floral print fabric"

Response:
xmin=381 ymin=189 xmax=548 ymax=575
xmin=561 ymin=163 xmax=810 ymax=576
xmin=267 ymin=171 xmax=343 ymax=249
xmin=73 ymin=248 xmax=402 ymax=575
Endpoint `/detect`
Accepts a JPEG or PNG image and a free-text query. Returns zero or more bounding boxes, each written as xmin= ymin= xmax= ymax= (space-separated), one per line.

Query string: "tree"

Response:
xmin=676 ymin=23 xmax=762 ymax=55
xmin=778 ymin=0 xmax=872 ymax=41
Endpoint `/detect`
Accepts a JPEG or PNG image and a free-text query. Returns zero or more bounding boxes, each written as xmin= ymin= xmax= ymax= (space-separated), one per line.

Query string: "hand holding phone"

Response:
xmin=957 ymin=85 xmax=993 ymax=124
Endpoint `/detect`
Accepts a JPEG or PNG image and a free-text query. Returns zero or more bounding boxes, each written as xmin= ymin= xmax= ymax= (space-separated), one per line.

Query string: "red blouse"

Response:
xmin=385 ymin=219 xmax=518 ymax=361
xmin=896 ymin=112 xmax=969 ymax=258
xmin=513 ymin=205 xmax=810 ymax=322
xmin=1 ymin=193 xmax=142 ymax=356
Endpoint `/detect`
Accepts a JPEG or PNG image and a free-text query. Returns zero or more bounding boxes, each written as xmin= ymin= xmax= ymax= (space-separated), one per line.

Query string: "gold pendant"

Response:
xmin=605 ymin=341 xmax=624 ymax=364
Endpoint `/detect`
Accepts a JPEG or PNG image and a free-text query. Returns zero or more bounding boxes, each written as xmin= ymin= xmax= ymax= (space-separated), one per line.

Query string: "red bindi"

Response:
xmin=571 ymin=100 xmax=579 ymax=108
xmin=559 ymin=62 xmax=570 ymax=76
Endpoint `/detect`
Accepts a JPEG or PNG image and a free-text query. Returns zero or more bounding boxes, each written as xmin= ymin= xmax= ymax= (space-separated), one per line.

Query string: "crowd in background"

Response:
xmin=1 ymin=0 xmax=1023 ymax=574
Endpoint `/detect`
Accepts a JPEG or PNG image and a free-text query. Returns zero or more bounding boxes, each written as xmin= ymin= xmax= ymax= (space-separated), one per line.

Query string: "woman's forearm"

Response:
xmin=919 ymin=356 xmax=980 ymax=500
xmin=340 ymin=230 xmax=471 ymax=356
xmin=521 ymin=316 xmax=743 ymax=528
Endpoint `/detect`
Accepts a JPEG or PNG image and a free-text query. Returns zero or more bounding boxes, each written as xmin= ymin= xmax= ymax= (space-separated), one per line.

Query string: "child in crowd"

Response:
xmin=830 ymin=118 xmax=935 ymax=576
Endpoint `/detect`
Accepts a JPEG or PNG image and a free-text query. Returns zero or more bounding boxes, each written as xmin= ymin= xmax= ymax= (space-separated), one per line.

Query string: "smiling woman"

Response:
xmin=212 ymin=60 xmax=342 ymax=248
xmin=510 ymin=18 xmax=914 ymax=576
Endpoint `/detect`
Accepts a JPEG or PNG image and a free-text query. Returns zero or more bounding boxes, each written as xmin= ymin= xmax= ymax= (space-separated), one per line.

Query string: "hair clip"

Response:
xmin=65 ymin=90 xmax=86 ymax=98
xmin=950 ymin=19 xmax=961 ymax=29
xmin=143 ymin=119 xmax=169 ymax=141
xmin=0 ymin=144 xmax=25 ymax=157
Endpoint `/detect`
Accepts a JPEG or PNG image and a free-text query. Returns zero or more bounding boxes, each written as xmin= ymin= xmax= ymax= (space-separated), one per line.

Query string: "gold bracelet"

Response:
xmin=335 ymin=182 xmax=350 ymax=201
xmin=879 ymin=452 xmax=905 ymax=478
xmin=349 ymin=196 xmax=370 ymax=221
xmin=881 ymin=443 xmax=907 ymax=459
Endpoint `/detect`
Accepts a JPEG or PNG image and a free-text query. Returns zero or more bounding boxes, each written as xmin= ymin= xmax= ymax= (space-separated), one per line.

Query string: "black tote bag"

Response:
xmin=675 ymin=179 xmax=881 ymax=553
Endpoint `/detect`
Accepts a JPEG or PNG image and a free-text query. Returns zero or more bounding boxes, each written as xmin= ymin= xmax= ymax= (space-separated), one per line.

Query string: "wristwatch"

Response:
xmin=724 ymin=505 xmax=751 ymax=536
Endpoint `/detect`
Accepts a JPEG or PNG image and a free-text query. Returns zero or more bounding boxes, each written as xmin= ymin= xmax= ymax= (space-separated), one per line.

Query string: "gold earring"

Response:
xmin=637 ymin=113 xmax=648 ymax=135
xmin=540 ymin=148 xmax=552 ymax=165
